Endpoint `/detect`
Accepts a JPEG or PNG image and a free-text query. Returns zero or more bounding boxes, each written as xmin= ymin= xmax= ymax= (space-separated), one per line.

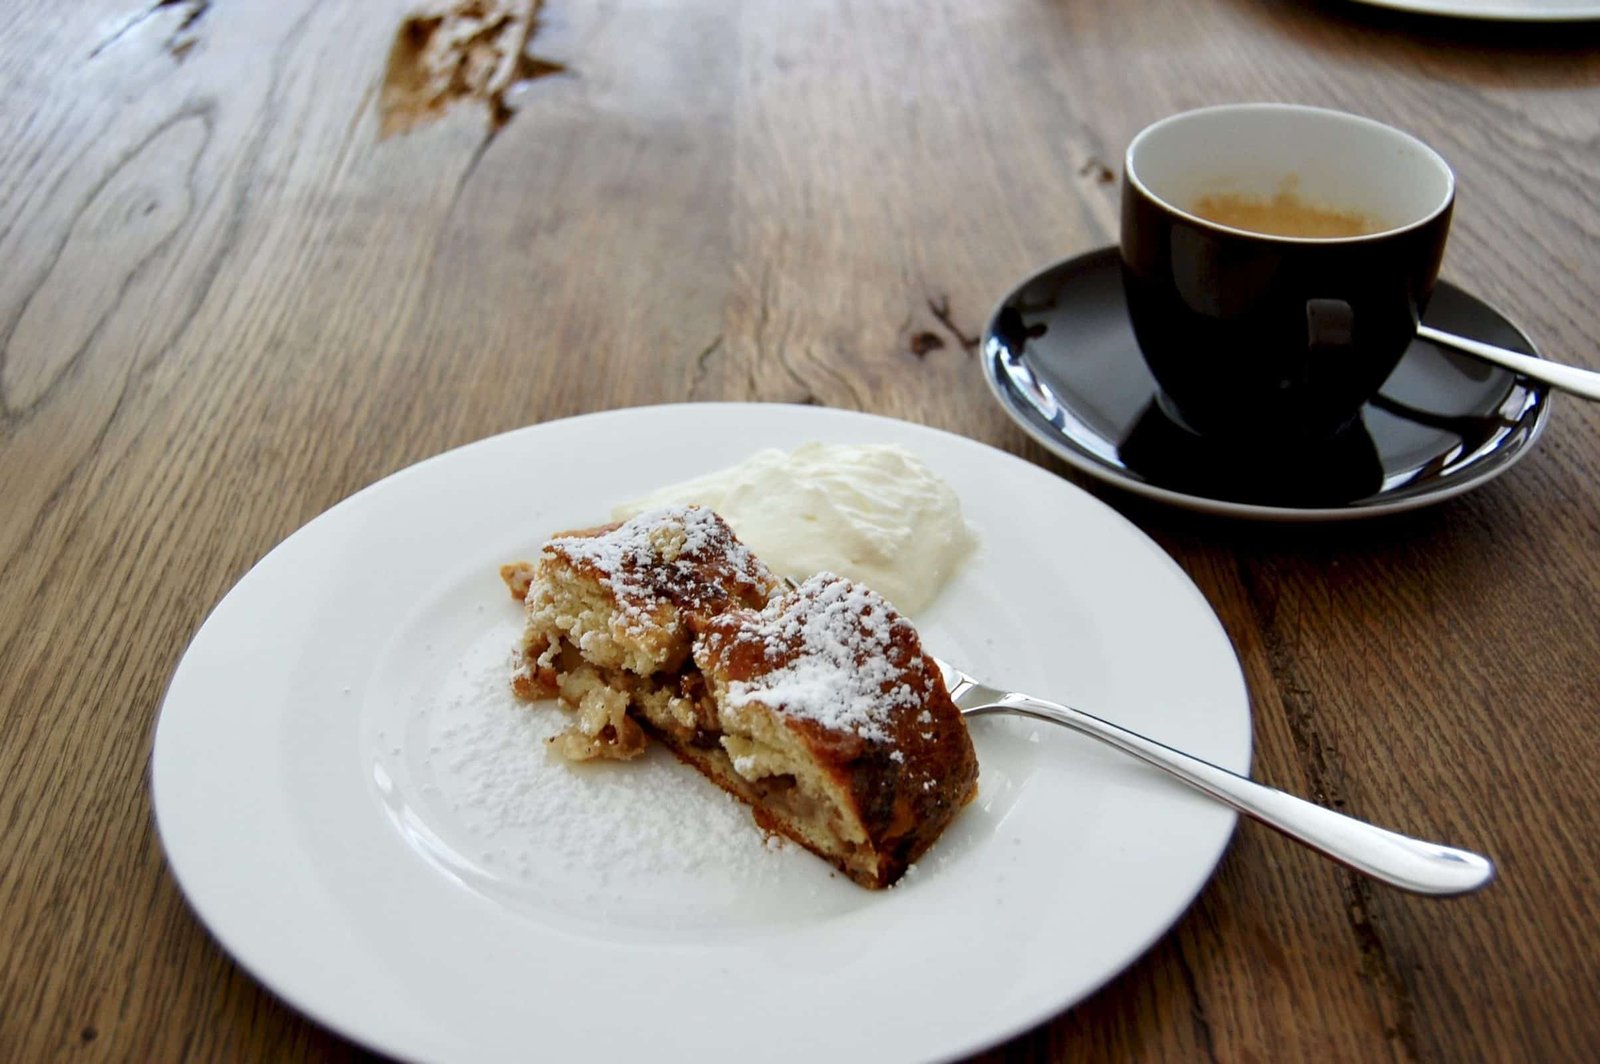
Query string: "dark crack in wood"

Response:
xmin=513 ymin=50 xmax=568 ymax=86
xmin=1079 ymin=157 xmax=1116 ymax=184
xmin=1341 ymin=875 xmax=1418 ymax=1056
xmin=88 ymin=0 xmax=210 ymax=61
xmin=927 ymin=294 xmax=979 ymax=354
xmin=1234 ymin=557 xmax=1420 ymax=1061
xmin=88 ymin=0 xmax=168 ymax=58
xmin=1172 ymin=940 xmax=1220 ymax=1064
xmin=686 ymin=334 xmax=723 ymax=400
xmin=447 ymin=124 xmax=499 ymax=215
xmin=170 ymin=0 xmax=208 ymax=35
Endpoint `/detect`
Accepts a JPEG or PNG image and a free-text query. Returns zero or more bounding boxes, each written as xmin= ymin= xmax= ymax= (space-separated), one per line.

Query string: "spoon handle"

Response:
xmin=1418 ymin=323 xmax=1600 ymax=402
xmin=968 ymin=693 xmax=1496 ymax=896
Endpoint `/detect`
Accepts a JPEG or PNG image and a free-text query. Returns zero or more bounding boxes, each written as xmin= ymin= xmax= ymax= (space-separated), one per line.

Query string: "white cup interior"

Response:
xmin=1126 ymin=104 xmax=1454 ymax=240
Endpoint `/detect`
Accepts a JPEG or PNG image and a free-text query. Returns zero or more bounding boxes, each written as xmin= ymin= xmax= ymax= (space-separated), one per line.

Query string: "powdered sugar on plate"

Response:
xmin=429 ymin=640 xmax=779 ymax=882
xmin=364 ymin=604 xmax=871 ymax=937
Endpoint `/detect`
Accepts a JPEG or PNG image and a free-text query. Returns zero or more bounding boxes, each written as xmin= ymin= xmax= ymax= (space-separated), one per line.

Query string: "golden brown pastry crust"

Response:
xmin=693 ymin=573 xmax=979 ymax=886
xmin=502 ymin=505 xmax=978 ymax=887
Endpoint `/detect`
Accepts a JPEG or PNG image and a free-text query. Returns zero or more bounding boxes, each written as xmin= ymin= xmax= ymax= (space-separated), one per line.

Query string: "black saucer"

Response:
xmin=982 ymin=247 xmax=1551 ymax=520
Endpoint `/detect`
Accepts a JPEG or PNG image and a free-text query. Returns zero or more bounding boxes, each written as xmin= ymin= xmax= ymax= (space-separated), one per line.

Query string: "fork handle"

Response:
xmin=972 ymin=694 xmax=1495 ymax=896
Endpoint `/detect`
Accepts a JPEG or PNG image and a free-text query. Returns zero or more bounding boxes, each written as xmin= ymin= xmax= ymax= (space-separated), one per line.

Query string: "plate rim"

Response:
xmin=981 ymin=246 xmax=1552 ymax=523
xmin=149 ymin=401 xmax=1252 ymax=1062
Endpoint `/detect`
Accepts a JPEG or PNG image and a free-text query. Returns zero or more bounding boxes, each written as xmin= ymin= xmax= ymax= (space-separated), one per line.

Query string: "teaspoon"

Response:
xmin=1419 ymin=324 xmax=1600 ymax=402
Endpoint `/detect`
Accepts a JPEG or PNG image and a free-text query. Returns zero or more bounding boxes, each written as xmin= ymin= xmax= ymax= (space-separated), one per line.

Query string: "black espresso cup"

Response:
xmin=1121 ymin=104 xmax=1455 ymax=444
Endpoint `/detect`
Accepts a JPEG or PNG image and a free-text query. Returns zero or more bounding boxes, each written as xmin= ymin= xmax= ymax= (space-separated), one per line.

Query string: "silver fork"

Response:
xmin=933 ymin=656 xmax=1495 ymax=896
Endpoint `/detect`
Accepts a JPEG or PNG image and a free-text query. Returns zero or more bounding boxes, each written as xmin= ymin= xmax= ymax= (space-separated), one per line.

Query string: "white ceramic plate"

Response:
xmin=151 ymin=403 xmax=1250 ymax=1064
xmin=1350 ymin=0 xmax=1600 ymax=19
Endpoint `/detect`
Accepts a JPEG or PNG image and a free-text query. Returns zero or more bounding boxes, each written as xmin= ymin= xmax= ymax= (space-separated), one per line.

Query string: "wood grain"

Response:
xmin=3 ymin=0 xmax=1599 ymax=1060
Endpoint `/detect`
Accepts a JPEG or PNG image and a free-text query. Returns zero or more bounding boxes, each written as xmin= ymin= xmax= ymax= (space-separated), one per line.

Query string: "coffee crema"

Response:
xmin=1189 ymin=186 xmax=1381 ymax=238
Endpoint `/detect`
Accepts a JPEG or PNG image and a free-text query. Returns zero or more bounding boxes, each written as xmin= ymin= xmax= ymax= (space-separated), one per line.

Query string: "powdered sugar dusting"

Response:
xmin=367 ymin=619 xmax=877 ymax=933
xmin=714 ymin=573 xmax=923 ymax=741
xmin=431 ymin=656 xmax=777 ymax=884
xmin=546 ymin=505 xmax=773 ymax=609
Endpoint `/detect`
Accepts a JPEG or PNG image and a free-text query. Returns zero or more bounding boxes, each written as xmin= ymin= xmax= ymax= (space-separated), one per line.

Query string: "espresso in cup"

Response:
xmin=1121 ymin=104 xmax=1455 ymax=443
xmin=1189 ymin=182 xmax=1381 ymax=239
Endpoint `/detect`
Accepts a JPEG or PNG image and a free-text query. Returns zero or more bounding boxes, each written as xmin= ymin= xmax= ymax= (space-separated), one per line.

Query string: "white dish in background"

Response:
xmin=150 ymin=403 xmax=1250 ymax=1063
xmin=1351 ymin=0 xmax=1600 ymax=19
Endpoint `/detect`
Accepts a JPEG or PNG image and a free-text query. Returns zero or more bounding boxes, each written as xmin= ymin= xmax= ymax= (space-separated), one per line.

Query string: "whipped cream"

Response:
xmin=615 ymin=443 xmax=977 ymax=615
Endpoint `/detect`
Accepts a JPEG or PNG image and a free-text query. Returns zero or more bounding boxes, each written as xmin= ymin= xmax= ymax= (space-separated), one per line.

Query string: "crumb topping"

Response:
xmin=702 ymin=573 xmax=930 ymax=743
xmin=545 ymin=505 xmax=775 ymax=623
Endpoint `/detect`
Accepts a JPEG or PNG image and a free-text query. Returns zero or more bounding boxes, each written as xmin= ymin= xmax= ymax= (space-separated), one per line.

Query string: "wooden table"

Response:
xmin=4 ymin=0 xmax=1599 ymax=1059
